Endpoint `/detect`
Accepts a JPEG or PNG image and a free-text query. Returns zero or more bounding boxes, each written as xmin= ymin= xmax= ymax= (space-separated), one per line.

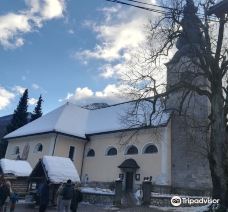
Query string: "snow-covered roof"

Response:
xmin=4 ymin=100 xmax=171 ymax=139
xmin=42 ymin=156 xmax=80 ymax=184
xmin=0 ymin=159 xmax=32 ymax=177
xmin=5 ymin=103 xmax=89 ymax=139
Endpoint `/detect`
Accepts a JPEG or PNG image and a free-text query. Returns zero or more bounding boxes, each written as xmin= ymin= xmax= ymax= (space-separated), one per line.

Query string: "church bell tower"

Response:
xmin=166 ymin=0 xmax=212 ymax=194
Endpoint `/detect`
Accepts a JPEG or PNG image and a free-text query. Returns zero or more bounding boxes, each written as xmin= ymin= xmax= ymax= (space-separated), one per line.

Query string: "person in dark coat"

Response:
xmin=0 ymin=176 xmax=10 ymax=212
xmin=38 ymin=181 xmax=49 ymax=212
xmin=60 ymin=179 xmax=74 ymax=212
xmin=70 ymin=184 xmax=83 ymax=212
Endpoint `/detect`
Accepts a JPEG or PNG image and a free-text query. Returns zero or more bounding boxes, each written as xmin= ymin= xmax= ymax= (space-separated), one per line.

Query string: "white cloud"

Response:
xmin=32 ymin=83 xmax=40 ymax=90
xmin=28 ymin=97 xmax=38 ymax=105
xmin=0 ymin=0 xmax=66 ymax=49
xmin=68 ymin=29 xmax=74 ymax=34
xmin=12 ymin=85 xmax=26 ymax=95
xmin=0 ymin=86 xmax=15 ymax=110
xmin=61 ymin=84 xmax=130 ymax=105
xmin=100 ymin=63 xmax=127 ymax=79
xmin=39 ymin=0 xmax=65 ymax=20
xmin=73 ymin=1 xmax=159 ymax=80
xmin=75 ymin=18 xmax=145 ymax=62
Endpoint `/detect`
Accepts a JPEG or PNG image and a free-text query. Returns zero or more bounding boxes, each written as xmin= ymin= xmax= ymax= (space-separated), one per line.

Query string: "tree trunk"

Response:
xmin=209 ymin=80 xmax=228 ymax=210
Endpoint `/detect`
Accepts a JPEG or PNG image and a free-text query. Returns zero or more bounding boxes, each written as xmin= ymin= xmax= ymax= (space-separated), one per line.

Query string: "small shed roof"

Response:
xmin=0 ymin=159 xmax=32 ymax=177
xmin=30 ymin=156 xmax=80 ymax=184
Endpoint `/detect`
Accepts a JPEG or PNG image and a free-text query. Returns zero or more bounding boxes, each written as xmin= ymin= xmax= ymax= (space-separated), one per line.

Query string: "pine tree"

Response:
xmin=7 ymin=89 xmax=29 ymax=133
xmin=31 ymin=95 xmax=43 ymax=121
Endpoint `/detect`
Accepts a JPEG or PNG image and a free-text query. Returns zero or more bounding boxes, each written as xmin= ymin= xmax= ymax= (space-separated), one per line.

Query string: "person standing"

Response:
xmin=39 ymin=181 xmax=49 ymax=212
xmin=70 ymin=184 xmax=83 ymax=212
xmin=0 ymin=177 xmax=10 ymax=212
xmin=56 ymin=184 xmax=64 ymax=212
xmin=3 ymin=181 xmax=13 ymax=212
xmin=60 ymin=180 xmax=74 ymax=212
xmin=9 ymin=191 xmax=18 ymax=212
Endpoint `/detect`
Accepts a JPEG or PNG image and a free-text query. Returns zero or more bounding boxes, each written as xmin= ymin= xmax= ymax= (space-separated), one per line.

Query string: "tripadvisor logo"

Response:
xmin=171 ymin=196 xmax=182 ymax=207
xmin=170 ymin=195 xmax=220 ymax=207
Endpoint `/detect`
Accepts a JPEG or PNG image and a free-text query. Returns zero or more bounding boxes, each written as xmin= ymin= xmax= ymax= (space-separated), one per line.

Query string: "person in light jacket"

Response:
xmin=56 ymin=184 xmax=64 ymax=212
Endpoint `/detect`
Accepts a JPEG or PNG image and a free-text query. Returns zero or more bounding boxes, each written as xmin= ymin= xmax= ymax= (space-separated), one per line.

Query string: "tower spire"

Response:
xmin=176 ymin=0 xmax=204 ymax=50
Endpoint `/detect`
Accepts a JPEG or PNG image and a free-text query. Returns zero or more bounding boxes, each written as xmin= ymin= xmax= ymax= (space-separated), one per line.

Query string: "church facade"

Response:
xmin=4 ymin=102 xmax=172 ymax=193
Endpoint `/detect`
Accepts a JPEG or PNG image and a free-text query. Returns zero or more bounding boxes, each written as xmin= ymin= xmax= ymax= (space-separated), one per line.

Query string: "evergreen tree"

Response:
xmin=7 ymin=89 xmax=29 ymax=133
xmin=31 ymin=95 xmax=43 ymax=121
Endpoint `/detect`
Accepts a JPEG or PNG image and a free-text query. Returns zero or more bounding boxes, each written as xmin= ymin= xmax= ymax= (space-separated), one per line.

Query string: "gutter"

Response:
xmin=80 ymin=135 xmax=90 ymax=180
xmin=52 ymin=133 xmax=58 ymax=156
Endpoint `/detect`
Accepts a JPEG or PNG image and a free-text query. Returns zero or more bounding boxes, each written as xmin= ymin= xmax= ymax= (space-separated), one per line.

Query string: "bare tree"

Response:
xmin=120 ymin=0 xmax=228 ymax=210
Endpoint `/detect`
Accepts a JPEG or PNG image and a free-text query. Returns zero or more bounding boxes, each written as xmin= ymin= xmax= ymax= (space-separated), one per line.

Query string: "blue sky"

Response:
xmin=0 ymin=0 xmax=154 ymax=116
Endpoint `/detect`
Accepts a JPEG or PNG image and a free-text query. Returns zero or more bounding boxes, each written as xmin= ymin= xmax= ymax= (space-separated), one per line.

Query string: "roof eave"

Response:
xmin=4 ymin=130 xmax=88 ymax=141
xmin=85 ymin=120 xmax=171 ymax=137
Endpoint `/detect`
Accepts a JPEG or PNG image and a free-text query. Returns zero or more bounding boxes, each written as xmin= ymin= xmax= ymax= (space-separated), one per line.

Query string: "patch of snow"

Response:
xmin=149 ymin=204 xmax=210 ymax=212
xmin=42 ymin=156 xmax=80 ymax=184
xmin=0 ymin=159 xmax=32 ymax=177
xmin=151 ymin=192 xmax=209 ymax=199
xmin=81 ymin=187 xmax=114 ymax=195
xmin=134 ymin=190 xmax=142 ymax=205
xmin=4 ymin=103 xmax=90 ymax=139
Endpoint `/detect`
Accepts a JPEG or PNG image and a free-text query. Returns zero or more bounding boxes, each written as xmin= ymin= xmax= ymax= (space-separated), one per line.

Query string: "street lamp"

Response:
xmin=208 ymin=0 xmax=228 ymax=17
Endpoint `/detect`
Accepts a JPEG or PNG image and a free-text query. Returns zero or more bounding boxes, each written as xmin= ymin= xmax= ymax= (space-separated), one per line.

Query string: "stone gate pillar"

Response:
xmin=114 ymin=179 xmax=123 ymax=206
xmin=142 ymin=180 xmax=152 ymax=205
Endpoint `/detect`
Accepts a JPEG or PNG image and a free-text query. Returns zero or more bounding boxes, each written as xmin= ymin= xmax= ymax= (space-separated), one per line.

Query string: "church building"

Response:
xmin=4 ymin=0 xmax=212 ymax=195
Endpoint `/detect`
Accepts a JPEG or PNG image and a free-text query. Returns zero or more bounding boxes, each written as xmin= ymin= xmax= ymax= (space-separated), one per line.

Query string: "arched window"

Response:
xmin=12 ymin=146 xmax=19 ymax=155
xmin=126 ymin=145 xmax=138 ymax=155
xmin=34 ymin=143 xmax=43 ymax=153
xmin=106 ymin=147 xmax=117 ymax=156
xmin=143 ymin=144 xmax=158 ymax=154
xmin=87 ymin=149 xmax=95 ymax=157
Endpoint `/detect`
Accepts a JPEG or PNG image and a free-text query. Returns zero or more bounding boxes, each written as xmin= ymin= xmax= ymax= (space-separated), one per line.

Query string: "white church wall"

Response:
xmin=53 ymin=134 xmax=85 ymax=176
xmin=5 ymin=133 xmax=56 ymax=168
xmin=82 ymin=123 xmax=172 ymax=188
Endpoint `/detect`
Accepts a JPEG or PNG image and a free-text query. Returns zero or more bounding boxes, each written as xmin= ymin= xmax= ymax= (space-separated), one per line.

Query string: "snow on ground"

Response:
xmin=151 ymin=192 xmax=207 ymax=199
xmin=81 ymin=187 xmax=114 ymax=195
xmin=42 ymin=156 xmax=80 ymax=183
xmin=0 ymin=159 xmax=32 ymax=177
xmin=149 ymin=205 xmax=210 ymax=212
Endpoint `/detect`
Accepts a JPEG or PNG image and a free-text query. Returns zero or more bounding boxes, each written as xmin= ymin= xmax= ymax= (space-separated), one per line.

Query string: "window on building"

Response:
xmin=68 ymin=146 xmax=75 ymax=161
xmin=126 ymin=145 xmax=138 ymax=155
xmin=143 ymin=144 xmax=158 ymax=154
xmin=33 ymin=143 xmax=43 ymax=153
xmin=87 ymin=149 xmax=95 ymax=157
xmin=106 ymin=147 xmax=117 ymax=156
xmin=12 ymin=146 xmax=19 ymax=155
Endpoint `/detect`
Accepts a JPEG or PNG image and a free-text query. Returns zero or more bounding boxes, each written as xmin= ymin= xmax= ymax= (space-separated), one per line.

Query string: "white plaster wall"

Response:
xmin=5 ymin=133 xmax=56 ymax=168
xmin=53 ymin=134 xmax=85 ymax=176
xmin=82 ymin=124 xmax=172 ymax=187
